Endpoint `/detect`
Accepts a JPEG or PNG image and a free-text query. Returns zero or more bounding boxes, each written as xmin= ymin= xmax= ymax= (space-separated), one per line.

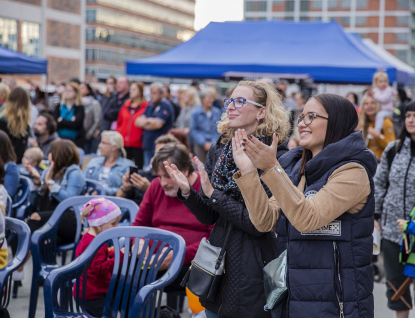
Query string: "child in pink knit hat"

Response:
xmin=73 ymin=197 xmax=123 ymax=317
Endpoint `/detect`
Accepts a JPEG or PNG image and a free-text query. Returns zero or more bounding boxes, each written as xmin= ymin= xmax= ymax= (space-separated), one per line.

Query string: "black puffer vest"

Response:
xmin=275 ymin=131 xmax=377 ymax=318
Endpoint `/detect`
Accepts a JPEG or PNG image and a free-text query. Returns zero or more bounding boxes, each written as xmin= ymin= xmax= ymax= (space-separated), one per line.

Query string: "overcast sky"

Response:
xmin=194 ymin=0 xmax=244 ymax=31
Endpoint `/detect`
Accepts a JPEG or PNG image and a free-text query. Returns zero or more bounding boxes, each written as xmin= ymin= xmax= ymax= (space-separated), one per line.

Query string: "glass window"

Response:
xmin=341 ymin=0 xmax=351 ymax=8
xmin=356 ymin=32 xmax=366 ymax=38
xmin=93 ymin=0 xmax=194 ymax=29
xmin=300 ymin=0 xmax=309 ymax=11
xmin=396 ymin=33 xmax=408 ymax=43
xmin=258 ymin=1 xmax=267 ymax=11
xmin=21 ymin=22 xmax=40 ymax=57
xmin=0 ymin=18 xmax=17 ymax=51
xmin=273 ymin=0 xmax=283 ymax=5
xmin=245 ymin=2 xmax=254 ymax=11
xmin=85 ymin=47 xmax=152 ymax=64
xmin=311 ymin=0 xmax=322 ymax=9
xmin=397 ymin=49 xmax=408 ymax=62
xmin=328 ymin=0 xmax=338 ymax=8
xmin=300 ymin=16 xmax=309 ymax=21
xmin=340 ymin=16 xmax=350 ymax=25
xmin=285 ymin=16 xmax=294 ymax=21
xmin=356 ymin=0 xmax=367 ymax=9
xmin=397 ymin=16 xmax=409 ymax=26
xmin=398 ymin=0 xmax=409 ymax=8
xmin=285 ymin=0 xmax=294 ymax=12
xmin=355 ymin=16 xmax=366 ymax=25
xmin=312 ymin=16 xmax=322 ymax=21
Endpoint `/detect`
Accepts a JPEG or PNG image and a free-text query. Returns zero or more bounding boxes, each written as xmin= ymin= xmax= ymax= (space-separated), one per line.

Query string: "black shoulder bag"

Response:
xmin=181 ymin=224 xmax=233 ymax=301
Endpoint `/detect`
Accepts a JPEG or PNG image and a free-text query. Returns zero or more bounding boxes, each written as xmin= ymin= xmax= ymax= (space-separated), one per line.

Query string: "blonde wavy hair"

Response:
xmin=2 ymin=87 xmax=31 ymax=137
xmin=184 ymin=86 xmax=201 ymax=107
xmin=358 ymin=94 xmax=380 ymax=140
xmin=372 ymin=71 xmax=389 ymax=87
xmin=101 ymin=130 xmax=127 ymax=158
xmin=217 ymin=80 xmax=290 ymax=143
xmin=61 ymin=82 xmax=83 ymax=106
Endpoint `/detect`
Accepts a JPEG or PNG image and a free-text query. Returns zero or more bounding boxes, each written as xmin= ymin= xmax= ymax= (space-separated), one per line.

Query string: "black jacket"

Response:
xmin=178 ymin=136 xmax=288 ymax=318
xmin=53 ymin=104 xmax=85 ymax=148
xmin=101 ymin=92 xmax=130 ymax=131
xmin=0 ymin=118 xmax=30 ymax=164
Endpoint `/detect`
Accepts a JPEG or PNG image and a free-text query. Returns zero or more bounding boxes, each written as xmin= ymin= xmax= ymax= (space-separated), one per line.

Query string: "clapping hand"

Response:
xmin=163 ymin=161 xmax=191 ymax=195
xmin=193 ymin=156 xmax=214 ymax=198
xmin=232 ymin=129 xmax=256 ymax=176
xmin=238 ymin=130 xmax=279 ymax=172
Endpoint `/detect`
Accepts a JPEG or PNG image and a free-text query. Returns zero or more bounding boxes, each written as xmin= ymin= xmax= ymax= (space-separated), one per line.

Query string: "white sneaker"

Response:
xmin=192 ymin=311 xmax=207 ymax=318
xmin=12 ymin=270 xmax=24 ymax=281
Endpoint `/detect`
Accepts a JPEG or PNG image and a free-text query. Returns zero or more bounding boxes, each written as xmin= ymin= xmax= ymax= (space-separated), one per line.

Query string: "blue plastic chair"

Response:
xmin=29 ymin=195 xmax=139 ymax=318
xmin=0 ymin=218 xmax=30 ymax=310
xmin=84 ymin=179 xmax=106 ymax=195
xmin=44 ymin=226 xmax=186 ymax=318
xmin=5 ymin=195 xmax=12 ymax=218
xmin=11 ymin=176 xmax=31 ymax=218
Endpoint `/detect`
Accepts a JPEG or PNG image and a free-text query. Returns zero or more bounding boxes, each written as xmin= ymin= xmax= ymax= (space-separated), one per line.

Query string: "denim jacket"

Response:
xmin=190 ymin=106 xmax=222 ymax=146
xmin=30 ymin=164 xmax=85 ymax=205
xmin=83 ymin=156 xmax=133 ymax=195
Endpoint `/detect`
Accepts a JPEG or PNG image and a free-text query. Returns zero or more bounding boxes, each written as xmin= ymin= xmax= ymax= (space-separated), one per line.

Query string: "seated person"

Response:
xmin=19 ymin=147 xmax=44 ymax=178
xmin=84 ymin=131 xmax=133 ymax=196
xmin=0 ymin=131 xmax=19 ymax=198
xmin=132 ymin=143 xmax=213 ymax=294
xmin=116 ymin=134 xmax=179 ymax=205
xmin=29 ymin=112 xmax=60 ymax=160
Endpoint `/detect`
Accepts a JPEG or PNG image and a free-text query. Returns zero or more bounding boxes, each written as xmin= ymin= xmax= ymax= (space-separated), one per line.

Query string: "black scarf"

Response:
xmin=210 ymin=136 xmax=268 ymax=204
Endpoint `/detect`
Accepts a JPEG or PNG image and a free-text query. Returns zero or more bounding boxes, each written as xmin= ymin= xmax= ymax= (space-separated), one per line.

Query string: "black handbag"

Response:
xmin=181 ymin=224 xmax=233 ymax=301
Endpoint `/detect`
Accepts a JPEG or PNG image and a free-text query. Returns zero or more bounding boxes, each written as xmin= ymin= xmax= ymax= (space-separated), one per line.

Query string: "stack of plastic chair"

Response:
xmin=0 ymin=218 xmax=30 ymax=313
xmin=44 ymin=226 xmax=186 ymax=318
xmin=28 ymin=195 xmax=139 ymax=318
xmin=5 ymin=195 xmax=12 ymax=218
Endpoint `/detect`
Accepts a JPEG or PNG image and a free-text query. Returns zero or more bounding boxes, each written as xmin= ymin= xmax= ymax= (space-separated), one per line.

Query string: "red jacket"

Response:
xmin=72 ymin=233 xmax=124 ymax=300
xmin=116 ymin=100 xmax=148 ymax=148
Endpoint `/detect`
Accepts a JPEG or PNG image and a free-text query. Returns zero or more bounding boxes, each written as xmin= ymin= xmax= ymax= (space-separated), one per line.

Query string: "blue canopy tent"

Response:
xmin=346 ymin=33 xmax=414 ymax=86
xmin=126 ymin=21 xmax=401 ymax=85
xmin=0 ymin=46 xmax=47 ymax=74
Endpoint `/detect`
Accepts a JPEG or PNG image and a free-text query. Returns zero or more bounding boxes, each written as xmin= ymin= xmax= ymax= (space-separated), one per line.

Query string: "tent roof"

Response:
xmin=126 ymin=21 xmax=397 ymax=84
xmin=0 ymin=46 xmax=47 ymax=74
xmin=346 ymin=33 xmax=414 ymax=86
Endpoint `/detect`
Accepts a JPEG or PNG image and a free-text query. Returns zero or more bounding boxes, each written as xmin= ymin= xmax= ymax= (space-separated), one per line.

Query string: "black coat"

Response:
xmin=0 ymin=118 xmax=30 ymax=164
xmin=53 ymin=104 xmax=85 ymax=149
xmin=178 ymin=136 xmax=288 ymax=318
xmin=101 ymin=92 xmax=130 ymax=131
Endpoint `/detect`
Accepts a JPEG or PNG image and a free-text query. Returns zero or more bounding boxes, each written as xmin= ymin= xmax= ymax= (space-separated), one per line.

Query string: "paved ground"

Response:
xmin=5 ymin=253 xmax=415 ymax=317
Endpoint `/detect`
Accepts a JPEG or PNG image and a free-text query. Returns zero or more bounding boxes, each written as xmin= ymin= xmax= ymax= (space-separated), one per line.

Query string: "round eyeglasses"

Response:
xmin=223 ymin=98 xmax=265 ymax=109
xmin=297 ymin=112 xmax=328 ymax=125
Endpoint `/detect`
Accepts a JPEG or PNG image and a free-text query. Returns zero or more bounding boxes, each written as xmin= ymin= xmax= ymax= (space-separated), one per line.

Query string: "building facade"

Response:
xmin=0 ymin=0 xmax=85 ymax=83
xmin=244 ymin=0 xmax=414 ymax=66
xmin=84 ymin=0 xmax=195 ymax=80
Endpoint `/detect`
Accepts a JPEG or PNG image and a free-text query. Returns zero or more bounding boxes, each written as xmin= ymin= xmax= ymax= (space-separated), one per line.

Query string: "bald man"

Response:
xmin=101 ymin=76 xmax=130 ymax=131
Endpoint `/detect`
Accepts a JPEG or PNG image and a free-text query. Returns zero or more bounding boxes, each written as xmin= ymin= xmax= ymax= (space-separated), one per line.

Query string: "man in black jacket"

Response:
xmin=101 ymin=76 xmax=130 ymax=131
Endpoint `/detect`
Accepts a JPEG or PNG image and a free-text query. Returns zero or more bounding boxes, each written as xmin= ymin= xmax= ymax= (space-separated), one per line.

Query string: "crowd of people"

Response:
xmin=0 ymin=71 xmax=414 ymax=318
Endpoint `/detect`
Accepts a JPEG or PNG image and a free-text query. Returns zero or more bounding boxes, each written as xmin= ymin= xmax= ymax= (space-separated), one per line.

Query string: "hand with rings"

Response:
xmin=235 ymin=129 xmax=279 ymax=172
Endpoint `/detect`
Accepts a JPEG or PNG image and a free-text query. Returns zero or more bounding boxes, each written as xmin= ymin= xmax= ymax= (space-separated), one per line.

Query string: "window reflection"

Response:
xmin=86 ymin=9 xmax=194 ymax=41
xmin=21 ymin=22 xmax=40 ymax=57
xmin=0 ymin=18 xmax=18 ymax=51
xmin=85 ymin=47 xmax=152 ymax=64
xmin=86 ymin=0 xmax=194 ymax=28
xmin=86 ymin=27 xmax=176 ymax=52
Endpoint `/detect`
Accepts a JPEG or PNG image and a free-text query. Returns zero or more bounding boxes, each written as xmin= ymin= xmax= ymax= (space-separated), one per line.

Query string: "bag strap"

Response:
xmin=215 ymin=223 xmax=233 ymax=270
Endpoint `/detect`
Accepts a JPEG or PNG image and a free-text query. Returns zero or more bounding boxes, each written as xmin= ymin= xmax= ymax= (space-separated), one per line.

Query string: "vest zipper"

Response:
xmin=273 ymin=167 xmax=300 ymax=202
xmin=333 ymin=241 xmax=344 ymax=318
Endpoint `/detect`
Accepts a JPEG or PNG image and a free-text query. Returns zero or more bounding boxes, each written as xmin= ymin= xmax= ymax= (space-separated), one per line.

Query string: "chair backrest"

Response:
xmin=5 ymin=195 xmax=12 ymax=217
xmin=77 ymin=148 xmax=85 ymax=168
xmin=31 ymin=196 xmax=139 ymax=270
xmin=11 ymin=176 xmax=31 ymax=216
xmin=0 ymin=218 xmax=31 ymax=309
xmin=84 ymin=179 xmax=106 ymax=195
xmin=44 ymin=226 xmax=186 ymax=318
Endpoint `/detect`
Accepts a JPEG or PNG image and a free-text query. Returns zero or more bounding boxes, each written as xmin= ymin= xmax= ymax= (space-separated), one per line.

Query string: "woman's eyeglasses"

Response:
xmin=223 ymin=98 xmax=265 ymax=109
xmin=297 ymin=112 xmax=328 ymax=125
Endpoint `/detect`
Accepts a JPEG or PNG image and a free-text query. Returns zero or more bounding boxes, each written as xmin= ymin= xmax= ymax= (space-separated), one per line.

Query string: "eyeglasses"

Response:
xmin=297 ymin=112 xmax=328 ymax=125
xmin=224 ymin=98 xmax=265 ymax=109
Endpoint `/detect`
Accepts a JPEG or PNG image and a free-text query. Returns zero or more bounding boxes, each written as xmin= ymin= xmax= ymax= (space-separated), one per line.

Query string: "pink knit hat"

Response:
xmin=82 ymin=197 xmax=121 ymax=227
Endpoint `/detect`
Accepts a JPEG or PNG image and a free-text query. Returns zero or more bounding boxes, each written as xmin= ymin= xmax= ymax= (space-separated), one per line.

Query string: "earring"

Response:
xmin=256 ymin=117 xmax=260 ymax=122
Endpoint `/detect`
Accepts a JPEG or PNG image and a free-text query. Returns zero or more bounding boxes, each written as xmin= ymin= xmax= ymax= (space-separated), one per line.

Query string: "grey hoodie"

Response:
xmin=375 ymin=137 xmax=415 ymax=244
